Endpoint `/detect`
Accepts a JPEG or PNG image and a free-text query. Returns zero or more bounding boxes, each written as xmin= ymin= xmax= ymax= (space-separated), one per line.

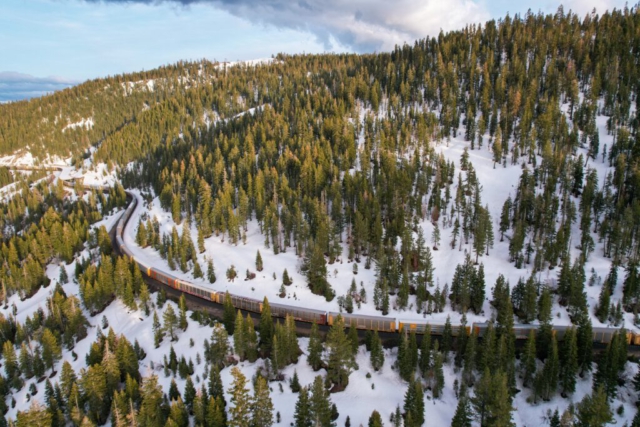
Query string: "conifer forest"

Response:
xmin=1 ymin=5 xmax=640 ymax=427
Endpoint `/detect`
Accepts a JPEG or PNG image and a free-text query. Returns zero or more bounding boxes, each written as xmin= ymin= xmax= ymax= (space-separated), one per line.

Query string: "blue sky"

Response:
xmin=0 ymin=0 xmax=629 ymax=101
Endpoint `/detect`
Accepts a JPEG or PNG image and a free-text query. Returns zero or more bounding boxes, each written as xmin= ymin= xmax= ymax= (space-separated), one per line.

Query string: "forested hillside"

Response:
xmin=1 ymin=5 xmax=640 ymax=427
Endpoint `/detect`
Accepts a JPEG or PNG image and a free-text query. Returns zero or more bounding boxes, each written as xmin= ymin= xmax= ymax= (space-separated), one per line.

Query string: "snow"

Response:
xmin=120 ymin=96 xmax=640 ymax=333
xmin=215 ymin=58 xmax=274 ymax=69
xmin=3 ymin=162 xmax=639 ymax=426
xmin=2 ymin=72 xmax=639 ymax=425
xmin=62 ymin=117 xmax=94 ymax=132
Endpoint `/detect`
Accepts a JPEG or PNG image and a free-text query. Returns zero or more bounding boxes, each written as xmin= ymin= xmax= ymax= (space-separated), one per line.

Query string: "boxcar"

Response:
xmin=328 ymin=311 xmax=395 ymax=332
xmin=268 ymin=301 xmax=327 ymax=324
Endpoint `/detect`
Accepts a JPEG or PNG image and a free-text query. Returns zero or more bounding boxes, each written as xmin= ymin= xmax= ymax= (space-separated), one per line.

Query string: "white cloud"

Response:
xmin=86 ymin=0 xmax=491 ymax=52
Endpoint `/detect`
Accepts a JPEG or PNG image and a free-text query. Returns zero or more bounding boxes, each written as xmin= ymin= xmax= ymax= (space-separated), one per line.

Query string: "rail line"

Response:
xmin=108 ymin=185 xmax=640 ymax=349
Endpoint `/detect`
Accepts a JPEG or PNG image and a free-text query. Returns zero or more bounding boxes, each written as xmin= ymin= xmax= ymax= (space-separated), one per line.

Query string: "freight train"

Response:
xmin=111 ymin=189 xmax=640 ymax=347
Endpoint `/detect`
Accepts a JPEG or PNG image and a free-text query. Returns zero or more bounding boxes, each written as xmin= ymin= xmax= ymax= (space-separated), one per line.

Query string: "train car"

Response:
xmin=149 ymin=268 xmax=181 ymax=288
xmin=176 ymin=281 xmax=217 ymax=302
xmin=120 ymin=243 xmax=134 ymax=258
xmin=135 ymin=260 xmax=151 ymax=276
xmin=473 ymin=322 xmax=490 ymax=337
xmin=328 ymin=311 xmax=395 ymax=332
xmin=268 ymin=301 xmax=327 ymax=324
xmin=398 ymin=319 xmax=470 ymax=336
xmin=511 ymin=324 xmax=538 ymax=340
xmin=217 ymin=293 xmax=262 ymax=314
xmin=592 ymin=326 xmax=627 ymax=344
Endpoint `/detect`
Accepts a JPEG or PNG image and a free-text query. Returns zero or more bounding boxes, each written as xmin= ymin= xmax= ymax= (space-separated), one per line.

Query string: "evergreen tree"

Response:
xmin=184 ymin=376 xmax=196 ymax=412
xmin=234 ymin=310 xmax=246 ymax=360
xmin=370 ymin=330 xmax=385 ymax=372
xmin=256 ymin=250 xmax=264 ymax=272
xmin=208 ymin=364 xmax=225 ymax=402
xmin=138 ymin=375 xmax=165 ymax=427
xmin=207 ymin=258 xmax=217 ymax=284
xmin=307 ymin=321 xmax=324 ymax=371
xmin=559 ymin=327 xmax=578 ymax=396
xmin=294 ymin=386 xmax=312 ymax=427
xmin=575 ymin=385 xmax=613 ymax=427
xmin=451 ymin=387 xmax=472 ymax=427
xmin=252 ymin=376 xmax=274 ymax=427
xmin=576 ymin=316 xmax=593 ymax=376
xmin=521 ymin=330 xmax=536 ymax=388
xmin=432 ymin=350 xmax=445 ymax=398
xmin=326 ymin=315 xmax=356 ymax=389
xmin=153 ymin=310 xmax=163 ymax=348
xmin=310 ymin=375 xmax=334 ymax=427
xmin=229 ymin=367 xmax=252 ymax=427
xmin=403 ymin=377 xmax=424 ymax=427
xmin=223 ymin=291 xmax=235 ymax=334
xmin=368 ymin=410 xmax=383 ymax=427
xmin=178 ymin=294 xmax=188 ymax=330
xmin=534 ymin=335 xmax=559 ymax=402
xmin=15 ymin=401 xmax=52 ymax=427
xmin=163 ymin=304 xmax=179 ymax=341
xmin=259 ymin=297 xmax=274 ymax=355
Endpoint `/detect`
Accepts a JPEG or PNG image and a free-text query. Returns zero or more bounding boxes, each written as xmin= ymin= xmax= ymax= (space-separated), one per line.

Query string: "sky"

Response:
xmin=0 ymin=0 xmax=631 ymax=102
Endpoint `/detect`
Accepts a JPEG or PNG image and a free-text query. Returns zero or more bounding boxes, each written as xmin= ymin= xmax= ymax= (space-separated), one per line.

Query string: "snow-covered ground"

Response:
xmin=119 ymin=98 xmax=639 ymax=334
xmin=2 ymin=88 xmax=638 ymax=425
xmin=5 ymin=221 xmax=637 ymax=425
xmin=0 ymin=150 xmax=69 ymax=169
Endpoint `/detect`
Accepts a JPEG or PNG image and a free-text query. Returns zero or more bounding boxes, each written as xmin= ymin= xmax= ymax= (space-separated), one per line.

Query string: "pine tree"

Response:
xmin=450 ymin=387 xmax=472 ymax=427
xmin=15 ymin=401 xmax=52 ymax=427
xmin=138 ymin=375 xmax=166 ymax=427
xmin=576 ymin=316 xmax=593 ymax=376
xmin=207 ymin=258 xmax=217 ymax=284
xmin=229 ymin=367 xmax=252 ymax=427
xmin=206 ymin=396 xmax=226 ymax=427
xmin=326 ymin=315 xmax=356 ymax=389
xmin=184 ymin=376 xmax=196 ymax=412
xmin=208 ymin=364 xmax=225 ymax=402
xmin=153 ymin=310 xmax=163 ymax=348
xmin=596 ymin=278 xmax=611 ymax=322
xmin=559 ymin=327 xmax=578 ymax=396
xmin=398 ymin=331 xmax=412 ymax=381
xmin=370 ymin=330 xmax=384 ymax=372
xmin=310 ymin=375 xmax=334 ymax=427
xmin=139 ymin=283 xmax=151 ymax=316
xmin=368 ymin=410 xmax=383 ymax=427
xmin=521 ymin=330 xmax=536 ymax=388
xmin=3 ymin=340 xmax=19 ymax=382
xmin=259 ymin=297 xmax=275 ymax=355
xmin=252 ymin=376 xmax=274 ymax=427
xmin=163 ymin=303 xmax=179 ymax=341
xmin=168 ymin=397 xmax=189 ymax=427
xmin=223 ymin=291 xmax=235 ymax=334
xmin=294 ymin=386 xmax=312 ymax=427
xmin=282 ymin=268 xmax=292 ymax=286
xmin=403 ymin=377 xmax=424 ymax=427
xmin=575 ymin=385 xmax=613 ymax=427
xmin=256 ymin=250 xmax=264 ymax=272
xmin=169 ymin=378 xmax=181 ymax=401
xmin=534 ymin=335 xmax=559 ymax=402
xmin=432 ymin=351 xmax=445 ymax=398
xmin=234 ymin=310 xmax=246 ymax=360
xmin=178 ymin=294 xmax=188 ymax=330
xmin=308 ymin=321 xmax=324 ymax=371
xmin=244 ymin=313 xmax=258 ymax=362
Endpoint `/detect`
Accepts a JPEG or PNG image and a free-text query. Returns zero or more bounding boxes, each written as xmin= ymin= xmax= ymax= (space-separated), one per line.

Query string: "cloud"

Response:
xmin=552 ymin=0 xmax=627 ymax=17
xmin=81 ymin=0 xmax=491 ymax=52
xmin=0 ymin=72 xmax=78 ymax=103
